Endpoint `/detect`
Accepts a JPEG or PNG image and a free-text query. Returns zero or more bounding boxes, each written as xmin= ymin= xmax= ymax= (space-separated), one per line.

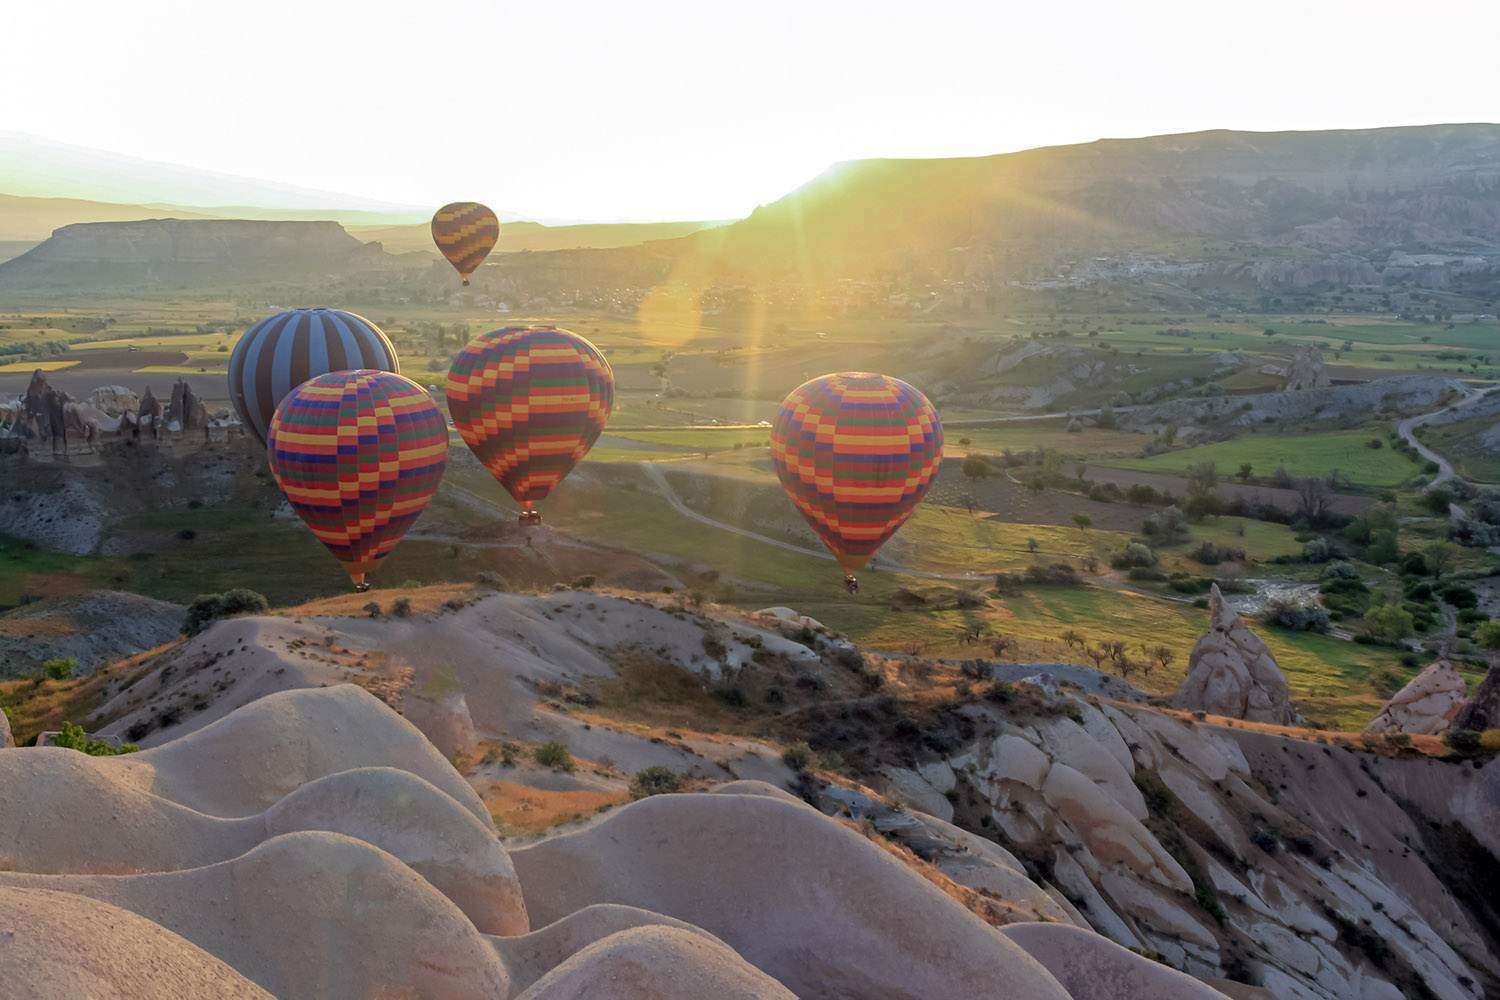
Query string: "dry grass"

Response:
xmin=482 ymin=780 xmax=629 ymax=837
xmin=0 ymin=643 xmax=168 ymax=744
xmin=269 ymin=583 xmax=484 ymax=620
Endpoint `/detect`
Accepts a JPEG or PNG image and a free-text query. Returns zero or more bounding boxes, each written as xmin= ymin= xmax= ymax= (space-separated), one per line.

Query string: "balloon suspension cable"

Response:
xmin=844 ymin=574 xmax=860 ymax=595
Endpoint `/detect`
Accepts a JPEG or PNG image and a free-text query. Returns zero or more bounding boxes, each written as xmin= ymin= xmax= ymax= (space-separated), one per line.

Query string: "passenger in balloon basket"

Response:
xmin=844 ymin=574 xmax=860 ymax=595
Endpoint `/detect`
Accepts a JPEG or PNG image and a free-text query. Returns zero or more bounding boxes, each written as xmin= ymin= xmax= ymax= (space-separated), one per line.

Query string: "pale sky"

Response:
xmin=4 ymin=0 xmax=1499 ymax=221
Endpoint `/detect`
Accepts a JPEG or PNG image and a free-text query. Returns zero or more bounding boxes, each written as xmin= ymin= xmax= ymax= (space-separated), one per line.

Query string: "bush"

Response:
xmin=1023 ymin=562 xmax=1080 ymax=587
xmin=391 ymin=596 xmax=412 ymax=618
xmin=961 ymin=455 xmax=993 ymax=480
xmin=1441 ymin=584 xmax=1479 ymax=609
xmin=1141 ymin=506 xmax=1190 ymax=545
xmin=1322 ymin=560 xmax=1358 ymax=580
xmin=1113 ymin=542 xmax=1158 ymax=569
xmin=182 ymin=589 xmax=269 ymax=636
xmin=782 ymin=741 xmax=814 ymax=772
xmin=51 ymin=722 xmax=137 ymax=756
xmin=1302 ymin=537 xmax=1333 ymax=563
xmin=1474 ymin=620 xmax=1500 ymax=650
xmin=1363 ymin=604 xmax=1414 ymax=644
xmin=1400 ymin=550 xmax=1429 ymax=576
xmin=1263 ymin=599 xmax=1331 ymax=634
xmin=629 ymin=766 xmax=684 ymax=799
xmin=41 ymin=657 xmax=77 ymax=681
xmin=1191 ymin=540 xmax=1245 ymax=566
xmin=532 ymin=741 xmax=575 ymax=772
xmin=1127 ymin=566 xmax=1168 ymax=582
xmin=1445 ymin=729 xmax=1482 ymax=753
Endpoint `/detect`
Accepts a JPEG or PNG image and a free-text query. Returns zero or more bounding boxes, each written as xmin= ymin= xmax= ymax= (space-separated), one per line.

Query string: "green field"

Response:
xmin=1414 ymin=416 xmax=1500 ymax=483
xmin=948 ymin=424 xmax=1150 ymax=458
xmin=1107 ymin=430 xmax=1424 ymax=488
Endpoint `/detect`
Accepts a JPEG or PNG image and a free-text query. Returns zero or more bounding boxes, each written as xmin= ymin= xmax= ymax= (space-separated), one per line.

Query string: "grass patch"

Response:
xmin=1107 ymin=430 xmax=1424 ymax=488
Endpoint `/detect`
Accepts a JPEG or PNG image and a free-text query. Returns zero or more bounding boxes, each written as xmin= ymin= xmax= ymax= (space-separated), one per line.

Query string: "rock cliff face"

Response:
xmin=0 ymin=219 xmax=400 ymax=289
xmin=1282 ymin=345 xmax=1330 ymax=392
xmin=1364 ymin=659 xmax=1468 ymax=736
xmin=1172 ymin=587 xmax=1298 ymax=725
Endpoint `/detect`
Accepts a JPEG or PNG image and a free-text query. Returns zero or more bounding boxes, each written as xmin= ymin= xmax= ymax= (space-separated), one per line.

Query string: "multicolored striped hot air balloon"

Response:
xmin=771 ymin=372 xmax=943 ymax=593
xmin=446 ymin=327 xmax=613 ymax=524
xmin=229 ymin=308 xmax=399 ymax=446
xmin=267 ymin=370 xmax=448 ymax=590
xmin=431 ymin=202 xmax=500 ymax=285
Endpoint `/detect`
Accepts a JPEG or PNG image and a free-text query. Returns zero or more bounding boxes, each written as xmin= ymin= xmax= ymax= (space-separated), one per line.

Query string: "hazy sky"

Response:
xmin=5 ymin=0 xmax=1499 ymax=221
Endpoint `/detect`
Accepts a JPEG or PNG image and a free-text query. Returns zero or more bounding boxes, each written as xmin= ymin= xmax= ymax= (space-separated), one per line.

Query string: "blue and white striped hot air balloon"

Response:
xmin=227 ymin=308 xmax=400 ymax=445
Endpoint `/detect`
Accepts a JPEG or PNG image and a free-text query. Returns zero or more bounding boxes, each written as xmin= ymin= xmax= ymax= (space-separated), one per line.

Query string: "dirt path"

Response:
xmin=1395 ymin=385 xmax=1486 ymax=487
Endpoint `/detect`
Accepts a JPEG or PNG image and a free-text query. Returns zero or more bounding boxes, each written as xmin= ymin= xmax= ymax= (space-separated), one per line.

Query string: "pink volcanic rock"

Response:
xmin=1173 ymin=586 xmax=1297 ymax=724
xmin=0 ymin=832 xmax=510 ymax=1000
xmin=511 ymin=792 xmax=1071 ymax=999
xmin=516 ymin=926 xmax=797 ymax=1000
xmin=1364 ymin=659 xmax=1467 ymax=736
xmin=0 ymin=885 xmax=274 ymax=999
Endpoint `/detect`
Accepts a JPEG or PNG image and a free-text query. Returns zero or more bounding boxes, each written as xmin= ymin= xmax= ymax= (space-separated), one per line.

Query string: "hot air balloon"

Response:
xmin=267 ymin=370 xmax=448 ymax=590
xmin=771 ymin=372 xmax=943 ymax=593
xmin=228 ymin=308 xmax=399 ymax=446
xmin=446 ymin=327 xmax=613 ymax=524
xmin=431 ymin=202 xmax=500 ymax=285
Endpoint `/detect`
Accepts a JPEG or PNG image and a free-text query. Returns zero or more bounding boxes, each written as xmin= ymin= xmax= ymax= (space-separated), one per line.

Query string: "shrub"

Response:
xmin=1113 ymin=542 xmax=1158 ymax=569
xmin=1302 ymin=537 xmax=1333 ymax=563
xmin=391 ymin=596 xmax=412 ymax=618
xmin=1400 ymin=550 xmax=1429 ymax=576
xmin=1363 ymin=604 xmax=1414 ymax=644
xmin=182 ymin=589 xmax=269 ymax=636
xmin=1474 ymin=620 xmax=1500 ymax=650
xmin=41 ymin=657 xmax=77 ymax=681
xmin=782 ymin=741 xmax=814 ymax=772
xmin=1023 ymin=562 xmax=1080 ymax=587
xmin=1191 ymin=540 xmax=1245 ymax=566
xmin=1141 ymin=506 xmax=1190 ymax=544
xmin=1263 ymin=599 xmax=1331 ymax=634
xmin=532 ymin=741 xmax=575 ymax=772
xmin=1322 ymin=560 xmax=1358 ymax=580
xmin=961 ymin=455 xmax=993 ymax=480
xmin=629 ymin=766 xmax=684 ymax=799
xmin=1127 ymin=566 xmax=1168 ymax=582
xmin=1445 ymin=729 xmax=1482 ymax=753
xmin=1249 ymin=827 xmax=1280 ymax=853
xmin=51 ymin=722 xmax=137 ymax=756
xmin=1441 ymin=584 xmax=1479 ymax=610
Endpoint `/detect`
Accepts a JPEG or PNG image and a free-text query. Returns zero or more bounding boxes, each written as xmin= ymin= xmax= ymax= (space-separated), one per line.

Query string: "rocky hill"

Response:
xmin=643 ymin=124 xmax=1500 ymax=302
xmin=0 ymin=218 xmax=409 ymax=291
xmin=5 ymin=584 xmax=1494 ymax=999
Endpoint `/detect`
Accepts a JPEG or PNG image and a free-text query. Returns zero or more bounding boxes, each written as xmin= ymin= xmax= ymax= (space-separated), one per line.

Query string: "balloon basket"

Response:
xmin=518 ymin=510 xmax=542 ymax=527
xmin=353 ymin=581 xmax=371 ymax=593
xmin=844 ymin=574 xmax=860 ymax=595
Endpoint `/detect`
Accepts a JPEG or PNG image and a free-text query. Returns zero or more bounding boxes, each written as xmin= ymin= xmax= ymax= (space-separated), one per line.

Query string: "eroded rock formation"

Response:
xmin=1173 ymin=585 xmax=1298 ymax=724
xmin=1364 ymin=659 xmax=1467 ymax=736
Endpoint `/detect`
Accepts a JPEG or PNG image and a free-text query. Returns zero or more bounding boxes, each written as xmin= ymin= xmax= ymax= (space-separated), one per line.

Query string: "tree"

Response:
xmin=1423 ymin=541 xmax=1455 ymax=579
xmin=1149 ymin=645 xmax=1176 ymax=673
xmin=1083 ymin=644 xmax=1109 ymax=671
xmin=1363 ymin=604 xmax=1414 ymax=644
xmin=1237 ymin=462 xmax=1254 ymax=483
xmin=1060 ymin=629 xmax=1085 ymax=653
xmin=1185 ymin=461 xmax=1218 ymax=499
xmin=41 ymin=657 xmax=76 ymax=681
xmin=1072 ymin=513 xmax=1092 ymax=529
xmin=1474 ymin=620 xmax=1500 ymax=650
xmin=1294 ymin=476 xmax=1333 ymax=525
xmin=990 ymin=635 xmax=1016 ymax=660
xmin=961 ymin=456 xmax=991 ymax=480
xmin=1027 ymin=537 xmax=1040 ymax=553
xmin=1081 ymin=554 xmax=1100 ymax=574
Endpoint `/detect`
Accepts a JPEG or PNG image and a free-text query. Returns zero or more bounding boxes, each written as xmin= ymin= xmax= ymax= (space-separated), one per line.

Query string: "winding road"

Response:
xmin=1395 ymin=384 xmax=1489 ymax=487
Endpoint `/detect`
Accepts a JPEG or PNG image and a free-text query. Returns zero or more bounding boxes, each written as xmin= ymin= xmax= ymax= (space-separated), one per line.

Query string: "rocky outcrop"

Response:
xmin=1173 ymin=586 xmax=1297 ymax=724
xmin=0 ymin=590 xmax=184 ymax=679
xmin=1364 ymin=659 xmax=1467 ymax=736
xmin=0 ymin=219 xmax=402 ymax=290
xmin=1283 ymin=345 xmax=1330 ymax=392
xmin=0 ymin=706 xmax=11 ymax=748
xmin=1453 ymin=664 xmax=1499 ymax=732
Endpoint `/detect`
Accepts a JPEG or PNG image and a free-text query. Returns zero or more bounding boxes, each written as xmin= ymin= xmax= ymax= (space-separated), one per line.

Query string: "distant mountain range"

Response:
xmin=4 ymin=125 xmax=1499 ymax=304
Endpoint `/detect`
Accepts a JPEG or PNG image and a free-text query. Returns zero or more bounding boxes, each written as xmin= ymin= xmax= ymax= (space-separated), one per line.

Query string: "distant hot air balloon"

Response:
xmin=229 ymin=308 xmax=399 ymax=446
xmin=446 ymin=327 xmax=613 ymax=524
xmin=267 ymin=370 xmax=448 ymax=590
xmin=431 ymin=202 xmax=500 ymax=285
xmin=771 ymin=372 xmax=943 ymax=593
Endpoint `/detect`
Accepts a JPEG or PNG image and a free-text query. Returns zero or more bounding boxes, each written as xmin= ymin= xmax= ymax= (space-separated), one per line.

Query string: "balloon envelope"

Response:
xmin=267 ymin=370 xmax=447 ymax=587
xmin=446 ymin=327 xmax=613 ymax=510
xmin=771 ymin=372 xmax=943 ymax=573
xmin=431 ymin=202 xmax=500 ymax=285
xmin=229 ymin=308 xmax=399 ymax=446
